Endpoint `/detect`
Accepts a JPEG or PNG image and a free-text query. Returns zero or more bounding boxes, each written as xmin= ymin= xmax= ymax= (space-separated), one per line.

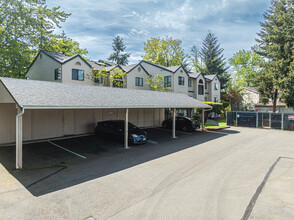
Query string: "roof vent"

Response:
xmin=138 ymin=67 xmax=141 ymax=72
xmin=76 ymin=61 xmax=81 ymax=66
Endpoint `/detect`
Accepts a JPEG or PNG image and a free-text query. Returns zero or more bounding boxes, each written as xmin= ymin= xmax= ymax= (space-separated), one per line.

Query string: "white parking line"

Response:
xmin=48 ymin=141 xmax=87 ymax=159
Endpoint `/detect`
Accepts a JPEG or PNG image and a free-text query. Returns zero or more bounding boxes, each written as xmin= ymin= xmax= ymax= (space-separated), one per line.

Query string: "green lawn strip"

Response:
xmin=204 ymin=124 xmax=227 ymax=128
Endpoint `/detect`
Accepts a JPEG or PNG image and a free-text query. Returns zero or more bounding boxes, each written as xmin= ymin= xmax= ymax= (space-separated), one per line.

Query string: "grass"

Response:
xmin=218 ymin=119 xmax=227 ymax=126
xmin=205 ymin=124 xmax=227 ymax=128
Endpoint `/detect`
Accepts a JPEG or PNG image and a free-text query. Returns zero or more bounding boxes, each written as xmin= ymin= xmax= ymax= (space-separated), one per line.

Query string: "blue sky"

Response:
xmin=47 ymin=0 xmax=270 ymax=65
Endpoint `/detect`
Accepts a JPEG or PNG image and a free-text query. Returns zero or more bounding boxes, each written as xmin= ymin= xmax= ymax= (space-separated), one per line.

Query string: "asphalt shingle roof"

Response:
xmin=42 ymin=50 xmax=73 ymax=63
xmin=188 ymin=72 xmax=201 ymax=79
xmin=0 ymin=78 xmax=211 ymax=109
xmin=204 ymin=75 xmax=217 ymax=81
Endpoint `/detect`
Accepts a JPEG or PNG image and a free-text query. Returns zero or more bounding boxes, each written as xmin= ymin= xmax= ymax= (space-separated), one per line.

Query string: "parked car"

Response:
xmin=95 ymin=120 xmax=147 ymax=144
xmin=162 ymin=116 xmax=200 ymax=132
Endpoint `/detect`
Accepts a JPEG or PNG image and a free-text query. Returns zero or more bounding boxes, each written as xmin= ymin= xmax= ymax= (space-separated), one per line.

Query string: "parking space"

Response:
xmin=0 ymin=127 xmax=194 ymax=170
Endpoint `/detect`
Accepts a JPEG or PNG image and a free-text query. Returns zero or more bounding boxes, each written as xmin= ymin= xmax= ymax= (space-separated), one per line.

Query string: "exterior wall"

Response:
xmin=61 ymin=56 xmax=94 ymax=85
xmin=126 ymin=65 xmax=150 ymax=90
xmin=209 ymin=77 xmax=221 ymax=102
xmin=173 ymin=67 xmax=188 ymax=95
xmin=26 ymin=52 xmax=61 ymax=82
xmin=188 ymin=78 xmax=195 ymax=97
xmin=0 ymin=107 xmax=165 ymax=145
xmin=241 ymin=90 xmax=260 ymax=107
xmin=140 ymin=62 xmax=174 ymax=92
xmin=0 ymin=84 xmax=14 ymax=103
xmin=196 ymin=75 xmax=205 ymax=102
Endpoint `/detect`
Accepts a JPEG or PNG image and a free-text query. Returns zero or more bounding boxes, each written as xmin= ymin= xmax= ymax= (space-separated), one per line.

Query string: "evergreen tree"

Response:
xmin=255 ymin=0 xmax=294 ymax=111
xmin=200 ymin=32 xmax=229 ymax=89
xmin=108 ymin=36 xmax=130 ymax=65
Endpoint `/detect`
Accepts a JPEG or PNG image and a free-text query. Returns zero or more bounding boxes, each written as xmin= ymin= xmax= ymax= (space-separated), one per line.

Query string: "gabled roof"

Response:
xmin=165 ymin=65 xmax=181 ymax=72
xmin=188 ymin=72 xmax=201 ymax=79
xmin=246 ymin=87 xmax=259 ymax=94
xmin=42 ymin=50 xmax=73 ymax=63
xmin=204 ymin=74 xmax=217 ymax=81
xmin=0 ymin=77 xmax=211 ymax=110
xmin=98 ymin=60 xmax=116 ymax=66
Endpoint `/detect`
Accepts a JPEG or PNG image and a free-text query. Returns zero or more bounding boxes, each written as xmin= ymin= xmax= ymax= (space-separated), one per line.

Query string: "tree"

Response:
xmin=108 ymin=36 xmax=130 ymax=65
xmin=254 ymin=0 xmax=294 ymax=111
xmin=143 ymin=36 xmax=185 ymax=67
xmin=44 ymin=31 xmax=88 ymax=58
xmin=146 ymin=74 xmax=167 ymax=91
xmin=189 ymin=45 xmax=205 ymax=73
xmin=229 ymin=49 xmax=263 ymax=89
xmin=0 ymin=0 xmax=85 ymax=78
xmin=224 ymin=89 xmax=241 ymax=111
xmin=90 ymin=66 xmax=127 ymax=88
xmin=200 ymin=32 xmax=229 ymax=89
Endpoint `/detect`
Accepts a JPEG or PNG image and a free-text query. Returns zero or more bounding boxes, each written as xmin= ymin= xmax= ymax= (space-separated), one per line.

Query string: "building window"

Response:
xmin=135 ymin=77 xmax=143 ymax=87
xmin=178 ymin=76 xmax=185 ymax=86
xmin=214 ymin=97 xmax=218 ymax=102
xmin=72 ymin=69 xmax=84 ymax=81
xmin=164 ymin=76 xmax=172 ymax=87
xmin=198 ymin=79 xmax=204 ymax=95
xmin=54 ymin=68 xmax=61 ymax=80
xmin=214 ymin=83 xmax=219 ymax=90
xmin=188 ymin=79 xmax=192 ymax=87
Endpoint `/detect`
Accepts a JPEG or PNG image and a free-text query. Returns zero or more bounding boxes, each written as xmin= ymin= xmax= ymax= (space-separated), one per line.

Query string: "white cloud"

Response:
xmin=123 ymin=11 xmax=139 ymax=18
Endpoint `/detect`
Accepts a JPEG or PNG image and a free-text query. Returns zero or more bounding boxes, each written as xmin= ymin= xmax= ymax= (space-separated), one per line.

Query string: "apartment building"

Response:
xmin=26 ymin=50 xmax=221 ymax=102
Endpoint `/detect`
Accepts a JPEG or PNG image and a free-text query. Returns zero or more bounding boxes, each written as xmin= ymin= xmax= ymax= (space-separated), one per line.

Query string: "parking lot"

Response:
xmin=1 ymin=127 xmax=294 ymax=219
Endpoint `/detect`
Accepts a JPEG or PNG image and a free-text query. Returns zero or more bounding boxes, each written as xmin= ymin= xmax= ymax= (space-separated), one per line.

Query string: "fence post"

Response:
xmin=262 ymin=113 xmax=264 ymax=128
xmin=256 ymin=112 xmax=258 ymax=128
xmin=269 ymin=112 xmax=271 ymax=128
xmin=236 ymin=111 xmax=238 ymax=127
xmin=281 ymin=113 xmax=284 ymax=130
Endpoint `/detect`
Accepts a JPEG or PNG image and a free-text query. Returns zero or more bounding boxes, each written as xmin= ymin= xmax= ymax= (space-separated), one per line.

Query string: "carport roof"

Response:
xmin=0 ymin=77 xmax=211 ymax=110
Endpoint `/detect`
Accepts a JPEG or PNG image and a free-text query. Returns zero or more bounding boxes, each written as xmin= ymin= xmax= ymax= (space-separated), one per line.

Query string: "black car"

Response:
xmin=162 ymin=116 xmax=200 ymax=132
xmin=95 ymin=120 xmax=147 ymax=144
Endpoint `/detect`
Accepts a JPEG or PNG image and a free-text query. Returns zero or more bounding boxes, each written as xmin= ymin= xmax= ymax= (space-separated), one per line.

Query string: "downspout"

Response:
xmin=16 ymin=106 xmax=25 ymax=169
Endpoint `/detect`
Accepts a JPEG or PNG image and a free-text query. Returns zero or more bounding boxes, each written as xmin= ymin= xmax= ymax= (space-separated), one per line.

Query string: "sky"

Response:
xmin=46 ymin=0 xmax=271 ymax=65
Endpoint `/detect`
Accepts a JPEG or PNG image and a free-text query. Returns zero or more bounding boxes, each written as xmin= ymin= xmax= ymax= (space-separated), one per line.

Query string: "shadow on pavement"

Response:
xmin=0 ymin=128 xmax=239 ymax=197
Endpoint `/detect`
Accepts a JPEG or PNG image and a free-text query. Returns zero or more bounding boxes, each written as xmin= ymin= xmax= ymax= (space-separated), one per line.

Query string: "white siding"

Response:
xmin=61 ymin=57 xmax=94 ymax=85
xmin=0 ymin=104 xmax=16 ymax=144
xmin=173 ymin=67 xmax=189 ymax=95
xmin=126 ymin=65 xmax=150 ymax=90
xmin=26 ymin=52 xmax=61 ymax=82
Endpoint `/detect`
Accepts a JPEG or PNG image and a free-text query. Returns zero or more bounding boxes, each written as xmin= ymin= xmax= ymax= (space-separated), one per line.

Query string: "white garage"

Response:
xmin=0 ymin=77 xmax=211 ymax=169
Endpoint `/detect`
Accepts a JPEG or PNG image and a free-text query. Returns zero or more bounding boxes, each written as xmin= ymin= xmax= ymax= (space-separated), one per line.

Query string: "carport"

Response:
xmin=0 ymin=77 xmax=211 ymax=169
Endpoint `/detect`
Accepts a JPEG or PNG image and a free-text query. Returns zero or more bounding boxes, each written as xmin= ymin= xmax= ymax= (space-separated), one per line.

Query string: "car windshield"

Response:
xmin=113 ymin=121 xmax=137 ymax=130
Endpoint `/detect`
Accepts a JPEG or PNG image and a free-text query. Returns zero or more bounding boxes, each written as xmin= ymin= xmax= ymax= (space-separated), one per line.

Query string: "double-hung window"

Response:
xmin=164 ymin=76 xmax=172 ymax=87
xmin=72 ymin=69 xmax=84 ymax=81
xmin=54 ymin=68 xmax=61 ymax=80
xmin=214 ymin=83 xmax=219 ymax=90
xmin=188 ymin=79 xmax=192 ymax=87
xmin=178 ymin=76 xmax=184 ymax=86
xmin=135 ymin=77 xmax=143 ymax=87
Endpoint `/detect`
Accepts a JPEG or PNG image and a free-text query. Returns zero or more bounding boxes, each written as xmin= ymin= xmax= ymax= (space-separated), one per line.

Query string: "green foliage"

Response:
xmin=200 ymin=32 xmax=229 ymax=89
xmin=255 ymin=0 xmax=294 ymax=109
xmin=189 ymin=46 xmax=205 ymax=73
xmin=260 ymin=96 xmax=270 ymax=105
xmin=108 ymin=36 xmax=130 ymax=65
xmin=0 ymin=0 xmax=86 ymax=78
xmin=229 ymin=49 xmax=263 ymax=90
xmin=143 ymin=36 xmax=185 ymax=67
xmin=145 ymin=74 xmax=167 ymax=92
xmin=90 ymin=66 xmax=127 ymax=88
xmin=204 ymin=102 xmax=224 ymax=114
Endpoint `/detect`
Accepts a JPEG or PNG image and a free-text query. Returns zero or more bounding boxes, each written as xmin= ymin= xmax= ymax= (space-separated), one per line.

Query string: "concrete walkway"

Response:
xmin=0 ymin=127 xmax=294 ymax=219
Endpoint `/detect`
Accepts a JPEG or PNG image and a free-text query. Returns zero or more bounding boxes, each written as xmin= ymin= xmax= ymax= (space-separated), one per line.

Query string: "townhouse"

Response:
xmin=26 ymin=50 xmax=221 ymax=103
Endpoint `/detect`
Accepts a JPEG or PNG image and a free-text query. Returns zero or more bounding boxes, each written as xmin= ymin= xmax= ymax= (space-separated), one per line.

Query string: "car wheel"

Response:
xmin=182 ymin=126 xmax=188 ymax=132
xmin=163 ymin=123 xmax=167 ymax=129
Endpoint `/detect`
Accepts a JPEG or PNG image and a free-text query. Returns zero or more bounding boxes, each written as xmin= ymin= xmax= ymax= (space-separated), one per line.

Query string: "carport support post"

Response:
xmin=124 ymin=108 xmax=129 ymax=149
xmin=172 ymin=108 xmax=176 ymax=138
xmin=16 ymin=107 xmax=24 ymax=169
xmin=202 ymin=108 xmax=205 ymax=131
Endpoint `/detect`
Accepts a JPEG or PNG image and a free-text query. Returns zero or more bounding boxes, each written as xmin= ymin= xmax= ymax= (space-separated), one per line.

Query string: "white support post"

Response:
xmin=269 ymin=113 xmax=271 ymax=128
xmin=172 ymin=108 xmax=176 ymax=138
xmin=281 ymin=113 xmax=284 ymax=130
xmin=202 ymin=108 xmax=205 ymax=131
xmin=16 ymin=108 xmax=24 ymax=169
xmin=256 ymin=112 xmax=258 ymax=128
xmin=124 ymin=108 xmax=129 ymax=149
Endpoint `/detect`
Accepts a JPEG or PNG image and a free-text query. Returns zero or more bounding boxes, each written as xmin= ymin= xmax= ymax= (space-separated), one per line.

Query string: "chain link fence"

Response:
xmin=227 ymin=111 xmax=294 ymax=131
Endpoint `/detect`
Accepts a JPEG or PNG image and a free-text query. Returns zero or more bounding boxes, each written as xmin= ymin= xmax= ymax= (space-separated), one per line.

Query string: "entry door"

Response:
xmin=63 ymin=110 xmax=75 ymax=136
